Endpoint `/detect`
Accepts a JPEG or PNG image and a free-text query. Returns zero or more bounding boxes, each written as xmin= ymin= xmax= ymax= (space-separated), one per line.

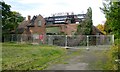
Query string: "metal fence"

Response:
xmin=2 ymin=34 xmax=114 ymax=47
xmin=46 ymin=35 xmax=114 ymax=48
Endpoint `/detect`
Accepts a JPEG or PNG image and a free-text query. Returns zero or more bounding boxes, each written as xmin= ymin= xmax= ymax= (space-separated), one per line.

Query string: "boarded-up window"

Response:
xmin=33 ymin=34 xmax=39 ymax=39
xmin=38 ymin=20 xmax=41 ymax=26
xmin=46 ymin=27 xmax=60 ymax=34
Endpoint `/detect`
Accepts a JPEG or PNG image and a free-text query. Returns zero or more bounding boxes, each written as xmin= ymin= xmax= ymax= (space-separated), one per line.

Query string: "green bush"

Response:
xmin=104 ymin=39 xmax=119 ymax=70
xmin=114 ymin=39 xmax=120 ymax=45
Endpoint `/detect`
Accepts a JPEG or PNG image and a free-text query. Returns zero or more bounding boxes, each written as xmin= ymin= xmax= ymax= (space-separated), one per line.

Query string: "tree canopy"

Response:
xmin=1 ymin=1 xmax=24 ymax=34
xmin=76 ymin=7 xmax=93 ymax=35
xmin=96 ymin=24 xmax=106 ymax=35
xmin=100 ymin=1 xmax=120 ymax=39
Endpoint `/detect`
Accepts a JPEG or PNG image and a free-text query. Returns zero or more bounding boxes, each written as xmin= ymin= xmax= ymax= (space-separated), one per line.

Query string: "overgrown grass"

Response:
xmin=100 ymin=39 xmax=120 ymax=70
xmin=104 ymin=44 xmax=119 ymax=70
xmin=2 ymin=42 xmax=67 ymax=70
xmin=88 ymin=50 xmax=109 ymax=70
xmin=89 ymin=39 xmax=119 ymax=70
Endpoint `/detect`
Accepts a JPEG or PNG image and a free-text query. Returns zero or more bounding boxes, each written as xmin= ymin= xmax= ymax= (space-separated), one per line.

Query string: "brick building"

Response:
xmin=17 ymin=13 xmax=103 ymax=40
xmin=17 ymin=13 xmax=104 ymax=44
xmin=17 ymin=14 xmax=46 ymax=43
xmin=18 ymin=14 xmax=46 ymax=35
xmin=45 ymin=13 xmax=86 ymax=35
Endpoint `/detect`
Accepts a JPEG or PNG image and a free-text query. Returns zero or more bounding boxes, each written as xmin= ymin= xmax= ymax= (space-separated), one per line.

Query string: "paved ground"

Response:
xmin=46 ymin=47 xmax=109 ymax=70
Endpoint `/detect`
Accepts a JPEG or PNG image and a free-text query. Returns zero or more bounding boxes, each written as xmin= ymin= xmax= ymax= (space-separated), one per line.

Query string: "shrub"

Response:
xmin=104 ymin=39 xmax=120 ymax=70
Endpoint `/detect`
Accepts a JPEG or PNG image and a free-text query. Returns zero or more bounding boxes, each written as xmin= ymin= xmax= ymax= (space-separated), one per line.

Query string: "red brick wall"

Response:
xmin=29 ymin=15 xmax=46 ymax=35
xmin=46 ymin=24 xmax=78 ymax=35
xmin=64 ymin=24 xmax=78 ymax=35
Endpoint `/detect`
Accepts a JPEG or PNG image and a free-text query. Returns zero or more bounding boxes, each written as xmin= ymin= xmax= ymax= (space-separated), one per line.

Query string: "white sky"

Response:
xmin=4 ymin=0 xmax=106 ymax=26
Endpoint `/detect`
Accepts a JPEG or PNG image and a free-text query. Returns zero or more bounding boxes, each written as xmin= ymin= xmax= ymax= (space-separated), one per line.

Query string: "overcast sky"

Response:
xmin=4 ymin=0 xmax=106 ymax=26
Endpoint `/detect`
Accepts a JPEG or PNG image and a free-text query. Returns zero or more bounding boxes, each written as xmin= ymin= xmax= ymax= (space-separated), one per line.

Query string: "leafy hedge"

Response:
xmin=104 ymin=39 xmax=120 ymax=70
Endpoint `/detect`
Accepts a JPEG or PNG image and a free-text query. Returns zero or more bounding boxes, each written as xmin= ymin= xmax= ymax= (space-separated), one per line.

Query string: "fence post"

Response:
xmin=96 ymin=35 xmax=98 ymax=46
xmin=11 ymin=34 xmax=13 ymax=42
xmin=20 ymin=34 xmax=23 ymax=43
xmin=65 ymin=35 xmax=68 ymax=48
xmin=16 ymin=34 xmax=17 ymax=43
xmin=3 ymin=35 xmax=4 ymax=42
xmin=112 ymin=35 xmax=114 ymax=45
xmin=48 ymin=35 xmax=52 ymax=45
xmin=17 ymin=34 xmax=18 ymax=44
xmin=86 ymin=35 xmax=89 ymax=50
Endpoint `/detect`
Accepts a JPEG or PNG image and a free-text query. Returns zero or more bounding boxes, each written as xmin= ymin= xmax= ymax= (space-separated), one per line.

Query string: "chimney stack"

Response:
xmin=71 ymin=12 xmax=74 ymax=15
xmin=28 ymin=15 xmax=31 ymax=21
xmin=67 ymin=13 xmax=69 ymax=16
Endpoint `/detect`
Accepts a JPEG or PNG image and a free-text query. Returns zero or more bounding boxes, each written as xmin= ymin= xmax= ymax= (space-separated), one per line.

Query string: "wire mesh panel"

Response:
xmin=32 ymin=34 xmax=39 ymax=44
xmin=2 ymin=34 xmax=114 ymax=47
xmin=45 ymin=35 xmax=114 ymax=47
xmin=17 ymin=34 xmax=22 ymax=42
xmin=67 ymin=35 xmax=87 ymax=47
xmin=45 ymin=35 xmax=114 ymax=48
xmin=45 ymin=35 xmax=66 ymax=46
xmin=3 ymin=34 xmax=11 ymax=42
xmin=88 ymin=35 xmax=114 ymax=46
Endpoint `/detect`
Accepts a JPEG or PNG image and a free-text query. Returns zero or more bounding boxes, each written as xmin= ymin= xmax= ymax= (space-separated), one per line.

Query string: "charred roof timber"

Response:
xmin=26 ymin=13 xmax=86 ymax=27
xmin=27 ymin=15 xmax=37 ymax=27
xmin=45 ymin=14 xmax=86 ymax=25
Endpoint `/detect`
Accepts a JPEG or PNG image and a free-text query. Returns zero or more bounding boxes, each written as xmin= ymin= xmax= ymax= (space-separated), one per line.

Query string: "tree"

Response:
xmin=76 ymin=7 xmax=93 ymax=35
xmin=100 ymin=1 xmax=120 ymax=39
xmin=9 ymin=11 xmax=24 ymax=31
xmin=100 ymin=1 xmax=120 ymax=70
xmin=1 ymin=1 xmax=24 ymax=34
xmin=1 ymin=1 xmax=11 ymax=34
xmin=96 ymin=24 xmax=106 ymax=34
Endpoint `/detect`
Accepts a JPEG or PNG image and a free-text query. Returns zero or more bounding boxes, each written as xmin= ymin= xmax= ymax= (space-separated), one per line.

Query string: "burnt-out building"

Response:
xmin=18 ymin=13 xmax=86 ymax=35
xmin=18 ymin=15 xmax=46 ymax=35
xmin=17 ymin=13 xmax=104 ymax=45
xmin=17 ymin=13 xmax=103 ymax=42
xmin=45 ymin=13 xmax=86 ymax=35
xmin=17 ymin=14 xmax=46 ymax=43
xmin=45 ymin=13 xmax=86 ymax=24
